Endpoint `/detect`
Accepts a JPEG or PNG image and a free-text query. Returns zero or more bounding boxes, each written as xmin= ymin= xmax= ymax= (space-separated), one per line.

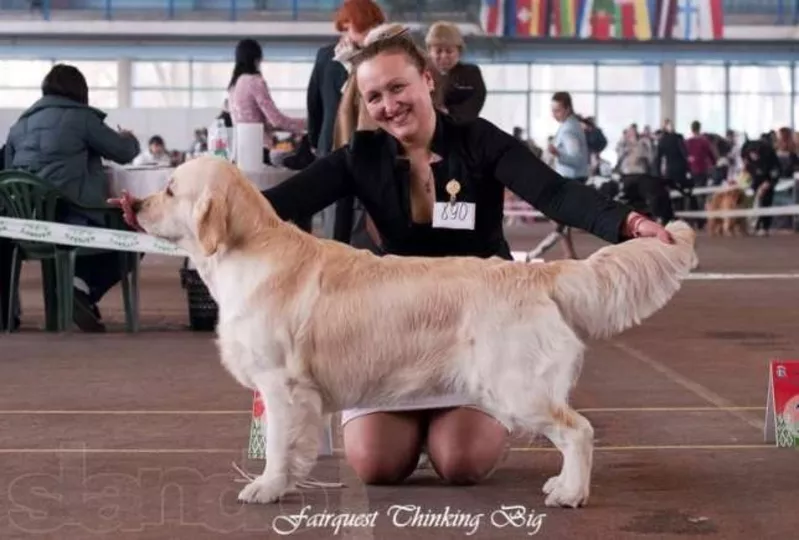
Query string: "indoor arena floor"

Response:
xmin=1 ymin=225 xmax=797 ymax=539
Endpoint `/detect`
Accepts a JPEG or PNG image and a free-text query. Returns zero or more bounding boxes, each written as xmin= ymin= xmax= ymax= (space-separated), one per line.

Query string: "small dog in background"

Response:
xmin=706 ymin=180 xmax=749 ymax=237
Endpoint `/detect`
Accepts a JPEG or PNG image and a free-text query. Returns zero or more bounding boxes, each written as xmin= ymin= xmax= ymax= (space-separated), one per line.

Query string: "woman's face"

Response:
xmin=428 ymin=45 xmax=459 ymax=72
xmin=356 ymin=51 xmax=435 ymax=143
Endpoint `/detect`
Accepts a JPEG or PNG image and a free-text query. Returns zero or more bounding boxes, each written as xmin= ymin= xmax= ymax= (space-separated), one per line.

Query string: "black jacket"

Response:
xmin=656 ymin=131 xmax=689 ymax=183
xmin=742 ymin=139 xmax=781 ymax=192
xmin=439 ymin=63 xmax=487 ymax=124
xmin=264 ymin=112 xmax=633 ymax=260
xmin=306 ymin=43 xmax=349 ymax=156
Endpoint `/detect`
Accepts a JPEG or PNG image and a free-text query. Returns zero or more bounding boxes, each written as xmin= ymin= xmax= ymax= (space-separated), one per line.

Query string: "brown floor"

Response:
xmin=1 ymin=224 xmax=798 ymax=539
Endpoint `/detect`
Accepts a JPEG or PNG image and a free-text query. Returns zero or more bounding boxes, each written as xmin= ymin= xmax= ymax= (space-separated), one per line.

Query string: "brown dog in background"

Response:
xmin=706 ymin=186 xmax=748 ymax=236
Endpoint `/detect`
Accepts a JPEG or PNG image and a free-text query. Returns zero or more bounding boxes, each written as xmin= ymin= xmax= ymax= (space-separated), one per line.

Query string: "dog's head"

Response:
xmin=135 ymin=156 xmax=277 ymax=258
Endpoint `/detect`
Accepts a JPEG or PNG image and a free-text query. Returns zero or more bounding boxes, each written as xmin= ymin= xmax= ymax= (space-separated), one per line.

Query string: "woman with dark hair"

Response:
xmin=227 ymin=38 xmax=306 ymax=166
xmin=4 ymin=63 xmax=140 ymax=332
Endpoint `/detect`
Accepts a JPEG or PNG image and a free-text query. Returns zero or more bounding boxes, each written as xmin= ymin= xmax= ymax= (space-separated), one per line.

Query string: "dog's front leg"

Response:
xmin=237 ymin=370 xmax=323 ymax=504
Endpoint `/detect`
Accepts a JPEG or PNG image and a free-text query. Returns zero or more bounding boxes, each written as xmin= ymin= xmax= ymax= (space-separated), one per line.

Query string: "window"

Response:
xmin=260 ymin=62 xmax=314 ymax=89
xmin=268 ymin=90 xmax=308 ymax=114
xmin=528 ymin=91 xmax=595 ymax=145
xmin=478 ymin=64 xmax=529 ymax=91
xmin=132 ymin=61 xmax=191 ymax=88
xmin=729 ymin=94 xmax=792 ymax=138
xmin=729 ymin=64 xmax=791 ymax=94
xmin=596 ymin=95 xmax=661 ymax=163
xmin=0 ymin=60 xmax=53 ymax=87
xmin=191 ymin=90 xmax=228 ymax=109
xmin=597 ymin=64 xmax=660 ymax=93
xmin=0 ymin=89 xmax=43 ymax=107
xmin=88 ymin=90 xmax=118 ymax=109
xmin=481 ymin=93 xmax=528 ymax=134
xmin=191 ymin=61 xmax=232 ymax=89
xmin=55 ymin=60 xmax=118 ymax=88
xmin=529 ymin=64 xmax=596 ymax=92
xmin=132 ymin=90 xmax=191 ymax=108
xmin=675 ymin=64 xmax=726 ymax=93
xmin=676 ymin=93 xmax=727 ymax=135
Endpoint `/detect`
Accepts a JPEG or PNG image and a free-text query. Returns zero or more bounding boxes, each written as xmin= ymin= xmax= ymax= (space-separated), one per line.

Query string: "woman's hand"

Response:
xmin=107 ymin=190 xmax=143 ymax=231
xmin=624 ymin=212 xmax=674 ymax=244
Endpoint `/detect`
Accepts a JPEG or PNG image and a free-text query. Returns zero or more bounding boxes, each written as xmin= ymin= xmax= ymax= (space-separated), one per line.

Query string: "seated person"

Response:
xmin=4 ymin=63 xmax=140 ymax=332
xmin=132 ymin=135 xmax=172 ymax=166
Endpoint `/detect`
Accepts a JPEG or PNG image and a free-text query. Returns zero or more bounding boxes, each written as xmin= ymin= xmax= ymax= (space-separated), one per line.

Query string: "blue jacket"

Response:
xmin=552 ymin=114 xmax=590 ymax=179
xmin=4 ymin=95 xmax=140 ymax=218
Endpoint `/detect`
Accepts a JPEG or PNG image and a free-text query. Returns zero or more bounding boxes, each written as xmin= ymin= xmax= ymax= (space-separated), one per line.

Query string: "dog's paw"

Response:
xmin=543 ymin=478 xmax=589 ymax=509
xmin=542 ymin=474 xmax=563 ymax=495
xmin=237 ymin=477 xmax=288 ymax=504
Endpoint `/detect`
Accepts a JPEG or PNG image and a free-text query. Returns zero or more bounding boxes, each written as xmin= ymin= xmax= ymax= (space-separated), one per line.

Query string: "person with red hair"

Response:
xmin=305 ymin=0 xmax=386 ymax=243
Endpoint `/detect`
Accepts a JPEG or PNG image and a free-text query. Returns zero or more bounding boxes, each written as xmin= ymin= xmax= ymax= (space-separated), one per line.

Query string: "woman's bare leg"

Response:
xmin=342 ymin=411 xmax=425 ymax=485
xmin=425 ymin=407 xmax=509 ymax=485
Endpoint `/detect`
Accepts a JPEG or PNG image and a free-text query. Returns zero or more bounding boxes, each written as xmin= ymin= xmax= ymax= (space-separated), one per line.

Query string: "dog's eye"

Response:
xmin=165 ymin=186 xmax=173 ymax=197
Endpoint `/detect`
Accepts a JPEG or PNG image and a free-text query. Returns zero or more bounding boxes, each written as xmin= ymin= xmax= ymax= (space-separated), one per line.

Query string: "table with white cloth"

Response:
xmin=105 ymin=163 xmax=297 ymax=198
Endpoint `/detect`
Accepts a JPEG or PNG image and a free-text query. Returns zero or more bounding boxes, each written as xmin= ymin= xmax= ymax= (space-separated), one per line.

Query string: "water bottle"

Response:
xmin=210 ymin=118 xmax=229 ymax=160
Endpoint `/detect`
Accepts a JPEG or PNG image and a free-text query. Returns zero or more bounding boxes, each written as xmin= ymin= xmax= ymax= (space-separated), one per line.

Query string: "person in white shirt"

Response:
xmin=132 ymin=135 xmax=172 ymax=166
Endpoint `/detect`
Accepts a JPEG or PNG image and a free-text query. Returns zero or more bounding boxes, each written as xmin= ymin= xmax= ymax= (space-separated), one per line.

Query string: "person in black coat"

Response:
xmin=305 ymin=0 xmax=386 ymax=240
xmin=114 ymin=31 xmax=674 ymax=488
xmin=742 ymin=134 xmax=781 ymax=235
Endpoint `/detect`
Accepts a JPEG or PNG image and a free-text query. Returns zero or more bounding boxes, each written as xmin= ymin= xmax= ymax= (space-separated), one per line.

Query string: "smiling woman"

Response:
xmin=111 ymin=27 xmax=674 ymax=489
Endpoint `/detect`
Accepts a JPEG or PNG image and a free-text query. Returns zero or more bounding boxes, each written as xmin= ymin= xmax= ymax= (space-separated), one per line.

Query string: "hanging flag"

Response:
xmin=509 ymin=0 xmax=550 ymax=37
xmin=698 ymin=0 xmax=723 ymax=39
xmin=672 ymin=0 xmax=700 ymax=39
xmin=653 ymin=0 xmax=677 ymax=38
xmin=480 ymin=0 xmax=506 ymax=36
xmin=577 ymin=0 xmax=615 ymax=39
xmin=551 ymin=0 xmax=580 ymax=37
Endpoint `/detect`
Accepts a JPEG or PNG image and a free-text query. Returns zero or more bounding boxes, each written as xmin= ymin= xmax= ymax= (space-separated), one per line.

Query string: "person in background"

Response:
xmin=526 ymin=91 xmax=590 ymax=260
xmin=579 ymin=115 xmax=607 ymax=175
xmin=774 ymin=126 xmax=799 ymax=179
xmin=742 ymin=134 xmax=781 ymax=236
xmin=132 ymin=135 xmax=171 ymax=166
xmin=655 ymin=119 xmax=689 ymax=194
xmin=227 ymin=38 xmax=306 ymax=165
xmin=685 ymin=120 xmax=717 ymax=187
xmin=188 ymin=128 xmax=208 ymax=157
xmin=4 ymin=63 xmax=140 ymax=332
xmin=425 ymin=21 xmax=486 ymax=123
xmin=306 ymin=0 xmax=386 ymax=240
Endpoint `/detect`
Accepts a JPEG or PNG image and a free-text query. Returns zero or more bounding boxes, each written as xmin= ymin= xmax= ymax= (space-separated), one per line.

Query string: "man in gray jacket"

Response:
xmin=4 ymin=64 xmax=140 ymax=331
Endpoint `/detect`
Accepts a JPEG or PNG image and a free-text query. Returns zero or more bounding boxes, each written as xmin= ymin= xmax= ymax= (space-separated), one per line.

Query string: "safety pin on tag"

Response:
xmin=445 ymin=179 xmax=461 ymax=205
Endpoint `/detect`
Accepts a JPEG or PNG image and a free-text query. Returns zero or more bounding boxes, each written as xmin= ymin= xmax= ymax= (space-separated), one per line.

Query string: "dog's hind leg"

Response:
xmin=538 ymin=404 xmax=594 ymax=508
xmin=237 ymin=370 xmax=323 ymax=504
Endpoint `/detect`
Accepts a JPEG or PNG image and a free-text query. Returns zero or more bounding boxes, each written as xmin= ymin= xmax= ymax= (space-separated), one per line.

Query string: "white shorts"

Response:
xmin=340 ymin=393 xmax=513 ymax=432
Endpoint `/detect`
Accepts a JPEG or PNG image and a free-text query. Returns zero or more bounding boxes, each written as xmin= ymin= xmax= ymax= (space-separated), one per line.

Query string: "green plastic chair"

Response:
xmin=0 ymin=171 xmax=140 ymax=333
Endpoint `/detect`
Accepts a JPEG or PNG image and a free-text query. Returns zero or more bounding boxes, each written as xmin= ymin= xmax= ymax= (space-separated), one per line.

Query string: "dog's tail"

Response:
xmin=548 ymin=220 xmax=698 ymax=339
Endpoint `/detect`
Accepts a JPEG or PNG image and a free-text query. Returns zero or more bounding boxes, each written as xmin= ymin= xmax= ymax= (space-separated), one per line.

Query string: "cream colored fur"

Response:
xmin=134 ymin=156 xmax=699 ymax=509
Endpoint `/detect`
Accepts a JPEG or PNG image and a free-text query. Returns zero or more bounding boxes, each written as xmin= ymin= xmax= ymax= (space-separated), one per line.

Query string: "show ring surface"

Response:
xmin=0 ymin=225 xmax=797 ymax=539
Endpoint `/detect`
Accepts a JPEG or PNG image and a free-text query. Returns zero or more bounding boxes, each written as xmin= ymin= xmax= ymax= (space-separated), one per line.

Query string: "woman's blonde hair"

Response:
xmin=332 ymin=24 xmax=444 ymax=149
xmin=425 ymin=21 xmax=464 ymax=50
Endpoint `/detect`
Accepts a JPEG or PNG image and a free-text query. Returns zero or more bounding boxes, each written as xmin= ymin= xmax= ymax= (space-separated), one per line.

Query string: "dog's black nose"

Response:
xmin=131 ymin=199 xmax=143 ymax=213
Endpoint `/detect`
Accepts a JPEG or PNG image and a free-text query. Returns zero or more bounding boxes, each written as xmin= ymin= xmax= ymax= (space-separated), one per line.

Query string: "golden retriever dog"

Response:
xmin=132 ymin=156 xmax=698 ymax=509
xmin=706 ymin=186 xmax=748 ymax=236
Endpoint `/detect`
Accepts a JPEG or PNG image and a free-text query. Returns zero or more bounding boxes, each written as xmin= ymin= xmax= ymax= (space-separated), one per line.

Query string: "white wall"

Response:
xmin=0 ymin=107 xmax=305 ymax=156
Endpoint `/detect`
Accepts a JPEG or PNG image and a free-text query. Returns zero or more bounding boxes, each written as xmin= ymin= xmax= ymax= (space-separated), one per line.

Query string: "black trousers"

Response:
xmin=0 ymin=237 xmax=16 ymax=329
xmin=64 ymin=212 xmax=140 ymax=304
xmin=755 ymin=186 xmax=775 ymax=232
xmin=621 ymin=174 xmax=675 ymax=224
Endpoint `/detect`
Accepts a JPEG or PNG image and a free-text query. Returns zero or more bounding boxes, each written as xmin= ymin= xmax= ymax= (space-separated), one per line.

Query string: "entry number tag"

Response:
xmin=433 ymin=202 xmax=476 ymax=230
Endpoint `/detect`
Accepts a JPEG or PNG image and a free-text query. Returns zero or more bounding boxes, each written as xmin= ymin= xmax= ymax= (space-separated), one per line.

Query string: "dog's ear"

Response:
xmin=195 ymin=186 xmax=227 ymax=256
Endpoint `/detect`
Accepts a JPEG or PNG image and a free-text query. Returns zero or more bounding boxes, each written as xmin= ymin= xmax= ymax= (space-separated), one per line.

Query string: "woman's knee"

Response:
xmin=426 ymin=408 xmax=509 ymax=486
xmin=342 ymin=412 xmax=423 ymax=485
